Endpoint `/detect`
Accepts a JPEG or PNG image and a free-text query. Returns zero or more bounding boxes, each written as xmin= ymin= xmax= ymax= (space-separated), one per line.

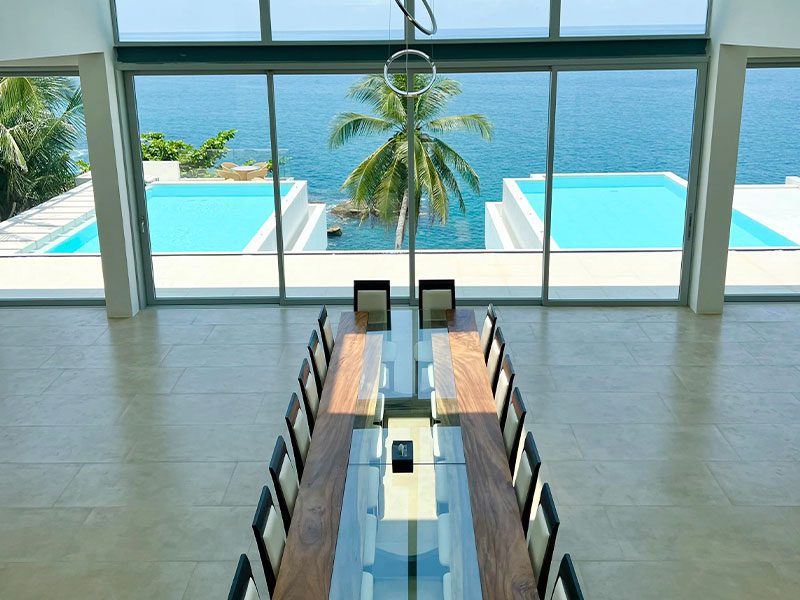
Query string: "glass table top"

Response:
xmin=331 ymin=310 xmax=482 ymax=599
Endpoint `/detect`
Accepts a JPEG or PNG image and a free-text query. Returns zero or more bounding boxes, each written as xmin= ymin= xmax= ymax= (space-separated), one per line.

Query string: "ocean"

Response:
xmin=124 ymin=68 xmax=800 ymax=250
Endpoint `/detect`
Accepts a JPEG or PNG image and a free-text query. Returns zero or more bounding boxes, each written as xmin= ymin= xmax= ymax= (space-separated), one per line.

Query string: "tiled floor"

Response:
xmin=1 ymin=303 xmax=800 ymax=599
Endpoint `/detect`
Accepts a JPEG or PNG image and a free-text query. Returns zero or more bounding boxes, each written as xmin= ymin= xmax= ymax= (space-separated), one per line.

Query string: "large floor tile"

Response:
xmin=531 ymin=322 xmax=650 ymax=343
xmin=660 ymin=392 xmax=800 ymax=424
xmin=546 ymin=460 xmax=729 ymax=506
xmin=707 ymin=461 xmax=800 ymax=506
xmin=0 ymin=562 xmax=195 ymax=600
xmin=639 ymin=320 xmax=765 ymax=343
xmin=744 ymin=342 xmax=800 ymax=366
xmin=182 ymin=561 xmax=238 ymax=600
xmin=0 ymin=325 xmax=106 ymax=346
xmin=718 ymin=423 xmax=800 ymax=460
xmin=578 ymin=560 xmax=800 ymax=600
xmin=0 ymin=393 xmax=129 ymax=426
xmin=56 ymin=462 xmax=236 ymax=507
xmin=41 ymin=344 xmax=172 ymax=369
xmin=0 ymin=464 xmax=79 ymax=507
xmin=66 ymin=506 xmax=253 ymax=561
xmin=0 ymin=507 xmax=90 ymax=560
xmin=605 ymin=506 xmax=800 ymax=561
xmin=506 ymin=342 xmax=637 ymax=366
xmin=570 ymin=424 xmax=738 ymax=461
xmin=627 ymin=341 xmax=755 ymax=366
xmin=0 ymin=426 xmax=133 ymax=463
xmin=549 ymin=365 xmax=686 ymax=393
xmin=673 ymin=365 xmax=800 ymax=393
xmin=98 ymin=324 xmax=213 ymax=345
xmin=529 ymin=392 xmax=674 ymax=424
xmin=125 ymin=425 xmax=279 ymax=462
xmin=161 ymin=344 xmax=284 ymax=368
xmin=0 ymin=369 xmax=61 ymax=395
xmin=172 ymin=366 xmax=281 ymax=394
xmin=523 ymin=424 xmax=584 ymax=460
xmin=118 ymin=393 xmax=263 ymax=425
xmin=45 ymin=367 xmax=183 ymax=396
xmin=0 ymin=345 xmax=57 ymax=368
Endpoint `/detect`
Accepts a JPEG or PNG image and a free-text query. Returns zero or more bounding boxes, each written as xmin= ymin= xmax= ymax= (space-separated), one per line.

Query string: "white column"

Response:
xmin=689 ymin=44 xmax=748 ymax=314
xmin=79 ymin=52 xmax=141 ymax=317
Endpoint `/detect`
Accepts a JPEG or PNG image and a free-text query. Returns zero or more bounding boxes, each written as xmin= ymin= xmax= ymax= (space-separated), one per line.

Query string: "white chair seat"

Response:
xmin=434 ymin=463 xmax=448 ymax=510
xmin=375 ymin=392 xmax=385 ymax=426
xmin=430 ymin=390 xmax=438 ymax=421
xmin=415 ymin=340 xmax=433 ymax=363
xmin=427 ymin=363 xmax=435 ymax=388
xmin=437 ymin=512 xmax=451 ymax=567
xmin=363 ymin=513 xmax=378 ymax=567
xmin=366 ymin=466 xmax=380 ymax=512
xmin=360 ymin=571 xmax=374 ymax=600
xmin=442 ymin=572 xmax=453 ymax=600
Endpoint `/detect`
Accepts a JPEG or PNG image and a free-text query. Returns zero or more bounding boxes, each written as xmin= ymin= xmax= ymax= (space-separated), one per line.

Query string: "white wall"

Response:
xmin=0 ymin=0 xmax=113 ymax=63
xmin=712 ymin=0 xmax=800 ymax=51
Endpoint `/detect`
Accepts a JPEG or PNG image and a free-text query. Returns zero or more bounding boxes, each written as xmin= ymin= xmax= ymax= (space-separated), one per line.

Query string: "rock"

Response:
xmin=327 ymin=226 xmax=343 ymax=237
xmin=330 ymin=199 xmax=377 ymax=218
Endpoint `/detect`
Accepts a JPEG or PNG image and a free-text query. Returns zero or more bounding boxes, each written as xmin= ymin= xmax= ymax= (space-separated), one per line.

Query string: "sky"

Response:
xmin=116 ymin=0 xmax=709 ymax=40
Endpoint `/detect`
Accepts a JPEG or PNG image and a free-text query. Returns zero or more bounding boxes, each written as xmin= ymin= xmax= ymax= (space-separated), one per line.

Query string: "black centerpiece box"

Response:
xmin=391 ymin=440 xmax=413 ymax=473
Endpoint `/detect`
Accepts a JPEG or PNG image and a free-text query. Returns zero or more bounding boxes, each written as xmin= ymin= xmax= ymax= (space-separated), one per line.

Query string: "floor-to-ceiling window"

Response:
xmin=725 ymin=66 xmax=800 ymax=297
xmin=414 ymin=71 xmax=550 ymax=300
xmin=131 ymin=74 xmax=280 ymax=299
xmin=0 ymin=74 xmax=104 ymax=300
xmin=547 ymin=68 xmax=698 ymax=301
xmin=560 ymin=0 xmax=708 ymax=36
xmin=274 ymin=73 xmax=410 ymax=300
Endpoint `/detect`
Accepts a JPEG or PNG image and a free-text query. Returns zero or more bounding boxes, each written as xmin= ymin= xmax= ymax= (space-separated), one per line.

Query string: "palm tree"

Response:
xmin=329 ymin=74 xmax=493 ymax=249
xmin=0 ymin=76 xmax=84 ymax=221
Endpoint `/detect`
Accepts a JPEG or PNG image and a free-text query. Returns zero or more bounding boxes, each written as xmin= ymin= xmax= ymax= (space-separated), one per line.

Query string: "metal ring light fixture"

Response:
xmin=383 ymin=49 xmax=437 ymax=98
xmin=393 ymin=0 xmax=438 ymax=36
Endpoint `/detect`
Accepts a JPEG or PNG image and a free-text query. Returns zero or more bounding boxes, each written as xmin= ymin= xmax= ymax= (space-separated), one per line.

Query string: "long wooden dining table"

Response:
xmin=273 ymin=308 xmax=538 ymax=599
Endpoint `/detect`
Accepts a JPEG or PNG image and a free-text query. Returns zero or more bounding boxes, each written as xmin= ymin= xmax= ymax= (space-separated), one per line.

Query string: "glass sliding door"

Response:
xmin=274 ymin=74 xmax=410 ymax=300
xmin=132 ymin=74 xmax=279 ymax=299
xmin=547 ymin=69 xmax=698 ymax=301
xmin=413 ymin=71 xmax=550 ymax=300
xmin=0 ymin=74 xmax=104 ymax=300
xmin=725 ymin=67 xmax=800 ymax=296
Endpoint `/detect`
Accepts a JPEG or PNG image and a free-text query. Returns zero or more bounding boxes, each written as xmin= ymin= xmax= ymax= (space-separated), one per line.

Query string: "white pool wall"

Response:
xmin=247 ymin=180 xmax=328 ymax=252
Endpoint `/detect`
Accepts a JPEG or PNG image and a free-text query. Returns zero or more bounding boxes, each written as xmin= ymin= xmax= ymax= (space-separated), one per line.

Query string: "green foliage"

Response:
xmin=329 ymin=75 xmax=493 ymax=248
xmin=76 ymin=159 xmax=91 ymax=174
xmin=0 ymin=76 xmax=85 ymax=221
xmin=140 ymin=129 xmax=236 ymax=177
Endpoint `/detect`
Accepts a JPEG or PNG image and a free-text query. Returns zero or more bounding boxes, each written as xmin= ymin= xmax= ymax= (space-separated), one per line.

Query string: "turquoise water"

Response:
xmin=48 ymin=182 xmax=293 ymax=253
xmin=519 ymin=175 xmax=798 ymax=249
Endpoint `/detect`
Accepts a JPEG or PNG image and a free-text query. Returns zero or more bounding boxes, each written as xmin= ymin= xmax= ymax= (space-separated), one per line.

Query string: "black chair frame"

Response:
xmin=269 ymin=436 xmax=295 ymax=533
xmin=482 ymin=303 xmax=498 ymax=362
xmin=506 ymin=387 xmax=527 ymax=475
xmin=307 ymin=329 xmax=325 ymax=397
xmin=228 ymin=554 xmax=258 ymax=600
xmin=418 ymin=279 xmax=456 ymax=314
xmin=285 ymin=393 xmax=308 ymax=480
xmin=519 ymin=431 xmax=542 ymax=538
xmin=297 ymin=359 xmax=317 ymax=434
xmin=354 ymin=280 xmax=391 ymax=312
xmin=553 ymin=554 xmax=584 ymax=600
xmin=488 ymin=327 xmax=506 ymax=394
xmin=252 ymin=486 xmax=280 ymax=597
xmin=536 ymin=483 xmax=561 ymax=599
xmin=496 ymin=354 xmax=516 ymax=426
xmin=318 ymin=305 xmax=334 ymax=364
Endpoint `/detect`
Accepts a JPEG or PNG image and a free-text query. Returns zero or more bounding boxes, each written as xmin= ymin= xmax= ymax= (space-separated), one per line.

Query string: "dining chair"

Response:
xmin=528 ymin=483 xmax=560 ymax=599
xmin=297 ymin=359 xmax=319 ymax=433
xmin=354 ymin=280 xmax=391 ymax=326
xmin=307 ymin=329 xmax=328 ymax=397
xmin=494 ymin=354 xmax=515 ymax=424
xmin=252 ymin=486 xmax=286 ymax=598
xmin=502 ymin=388 xmax=527 ymax=476
xmin=418 ymin=279 xmax=456 ymax=315
xmin=550 ymin=554 xmax=585 ymax=600
xmin=285 ymin=393 xmax=312 ymax=480
xmin=227 ymin=554 xmax=261 ymax=600
xmin=317 ymin=305 xmax=335 ymax=364
xmin=479 ymin=304 xmax=497 ymax=363
xmin=514 ymin=432 xmax=542 ymax=537
xmin=486 ymin=326 xmax=506 ymax=395
xmin=269 ymin=436 xmax=300 ymax=532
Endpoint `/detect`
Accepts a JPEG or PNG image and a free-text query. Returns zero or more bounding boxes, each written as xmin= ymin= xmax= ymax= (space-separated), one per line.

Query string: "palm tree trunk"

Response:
xmin=394 ymin=190 xmax=408 ymax=250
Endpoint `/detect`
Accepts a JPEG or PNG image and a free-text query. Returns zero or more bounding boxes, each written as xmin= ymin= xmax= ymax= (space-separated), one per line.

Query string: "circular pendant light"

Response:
xmin=383 ymin=49 xmax=437 ymax=98
xmin=393 ymin=0 xmax=438 ymax=36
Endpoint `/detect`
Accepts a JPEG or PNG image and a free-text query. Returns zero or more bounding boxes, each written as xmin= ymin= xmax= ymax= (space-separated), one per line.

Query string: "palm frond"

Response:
xmin=328 ymin=113 xmax=396 ymax=149
xmin=414 ymin=77 xmax=462 ymax=122
xmin=341 ymin=136 xmax=398 ymax=209
xmin=346 ymin=75 xmax=406 ymax=124
xmin=429 ymin=138 xmax=481 ymax=196
xmin=425 ymin=114 xmax=494 ymax=140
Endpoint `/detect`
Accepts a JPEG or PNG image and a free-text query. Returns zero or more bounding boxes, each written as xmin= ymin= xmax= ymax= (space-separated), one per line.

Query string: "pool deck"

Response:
xmin=1 ymin=177 xmax=799 ymax=300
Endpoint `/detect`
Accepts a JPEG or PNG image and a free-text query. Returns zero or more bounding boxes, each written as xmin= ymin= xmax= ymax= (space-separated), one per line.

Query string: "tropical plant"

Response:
xmin=0 ymin=76 xmax=85 ymax=222
xmin=329 ymin=74 xmax=493 ymax=248
xmin=140 ymin=129 xmax=236 ymax=177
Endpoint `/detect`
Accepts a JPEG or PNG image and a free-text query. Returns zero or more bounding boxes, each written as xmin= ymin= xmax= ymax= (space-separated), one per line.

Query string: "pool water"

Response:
xmin=519 ymin=174 xmax=799 ymax=249
xmin=48 ymin=183 xmax=293 ymax=253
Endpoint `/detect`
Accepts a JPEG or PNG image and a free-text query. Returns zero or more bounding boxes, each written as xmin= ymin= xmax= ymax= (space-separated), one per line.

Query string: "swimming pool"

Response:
xmin=517 ymin=174 xmax=799 ymax=249
xmin=48 ymin=182 xmax=295 ymax=253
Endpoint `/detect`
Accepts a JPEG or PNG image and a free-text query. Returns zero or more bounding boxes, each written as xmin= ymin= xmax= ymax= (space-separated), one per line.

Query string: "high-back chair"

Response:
xmin=418 ymin=279 xmax=456 ymax=315
xmin=486 ymin=327 xmax=506 ymax=394
xmin=514 ymin=432 xmax=542 ymax=537
xmin=269 ymin=436 xmax=300 ymax=532
xmin=285 ymin=393 xmax=312 ymax=480
xmin=494 ymin=355 xmax=515 ymax=423
xmin=307 ymin=329 xmax=328 ymax=397
xmin=227 ymin=554 xmax=261 ymax=600
xmin=318 ymin=305 xmax=335 ymax=364
xmin=550 ymin=554 xmax=585 ymax=600
xmin=297 ymin=359 xmax=319 ymax=433
xmin=528 ymin=483 xmax=560 ymax=599
xmin=252 ymin=486 xmax=286 ymax=598
xmin=502 ymin=388 xmax=527 ymax=476
xmin=479 ymin=304 xmax=497 ymax=363
xmin=354 ymin=280 xmax=391 ymax=326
